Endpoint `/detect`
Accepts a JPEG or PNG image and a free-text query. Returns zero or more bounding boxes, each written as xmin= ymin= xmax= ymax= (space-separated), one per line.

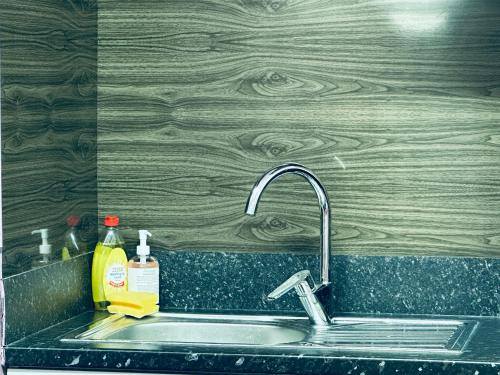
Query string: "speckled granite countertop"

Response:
xmin=6 ymin=310 xmax=500 ymax=375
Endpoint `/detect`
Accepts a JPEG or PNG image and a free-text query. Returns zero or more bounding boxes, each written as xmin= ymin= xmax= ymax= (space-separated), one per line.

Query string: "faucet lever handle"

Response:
xmin=267 ymin=270 xmax=315 ymax=301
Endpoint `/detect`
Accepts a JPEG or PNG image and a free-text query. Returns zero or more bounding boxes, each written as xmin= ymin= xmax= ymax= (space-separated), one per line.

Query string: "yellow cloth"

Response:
xmin=106 ymin=291 xmax=159 ymax=318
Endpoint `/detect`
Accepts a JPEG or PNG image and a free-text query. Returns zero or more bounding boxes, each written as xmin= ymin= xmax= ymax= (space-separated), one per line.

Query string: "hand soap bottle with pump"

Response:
xmin=128 ymin=230 xmax=159 ymax=303
xmin=31 ymin=229 xmax=52 ymax=267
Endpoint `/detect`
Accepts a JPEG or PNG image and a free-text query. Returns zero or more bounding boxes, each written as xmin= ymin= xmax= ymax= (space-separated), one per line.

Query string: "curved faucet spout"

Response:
xmin=245 ymin=163 xmax=331 ymax=288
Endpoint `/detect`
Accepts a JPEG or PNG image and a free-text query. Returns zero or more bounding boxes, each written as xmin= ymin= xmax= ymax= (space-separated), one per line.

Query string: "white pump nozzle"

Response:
xmin=137 ymin=230 xmax=152 ymax=257
xmin=31 ymin=229 xmax=52 ymax=255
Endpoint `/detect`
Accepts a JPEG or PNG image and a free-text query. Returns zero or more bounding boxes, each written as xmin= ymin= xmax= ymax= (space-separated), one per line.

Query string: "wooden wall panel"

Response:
xmin=98 ymin=0 xmax=500 ymax=257
xmin=1 ymin=0 xmax=98 ymax=276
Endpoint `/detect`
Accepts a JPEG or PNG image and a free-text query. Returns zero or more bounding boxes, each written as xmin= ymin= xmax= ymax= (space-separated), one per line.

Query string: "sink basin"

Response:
xmin=63 ymin=313 xmax=308 ymax=346
xmin=61 ymin=312 xmax=477 ymax=354
xmin=88 ymin=320 xmax=306 ymax=345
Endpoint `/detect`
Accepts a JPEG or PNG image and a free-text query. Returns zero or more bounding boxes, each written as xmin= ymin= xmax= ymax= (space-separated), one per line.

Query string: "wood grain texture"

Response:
xmin=1 ymin=0 xmax=98 ymax=276
xmin=98 ymin=0 xmax=500 ymax=257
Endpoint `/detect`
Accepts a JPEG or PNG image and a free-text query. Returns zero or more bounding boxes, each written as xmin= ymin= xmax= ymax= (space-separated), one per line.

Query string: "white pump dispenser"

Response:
xmin=128 ymin=229 xmax=159 ymax=303
xmin=31 ymin=229 xmax=52 ymax=263
xmin=137 ymin=230 xmax=152 ymax=264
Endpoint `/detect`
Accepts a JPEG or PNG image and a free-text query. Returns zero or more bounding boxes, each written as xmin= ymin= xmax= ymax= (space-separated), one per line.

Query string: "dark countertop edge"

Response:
xmin=6 ymin=347 xmax=500 ymax=375
xmin=5 ymin=310 xmax=500 ymax=374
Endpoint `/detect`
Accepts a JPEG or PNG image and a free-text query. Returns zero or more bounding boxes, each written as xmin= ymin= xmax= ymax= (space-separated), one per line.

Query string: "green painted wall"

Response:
xmin=98 ymin=0 xmax=500 ymax=257
xmin=1 ymin=0 xmax=98 ymax=276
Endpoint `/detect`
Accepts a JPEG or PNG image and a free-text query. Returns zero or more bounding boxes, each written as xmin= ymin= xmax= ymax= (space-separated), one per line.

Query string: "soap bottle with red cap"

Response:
xmin=61 ymin=215 xmax=86 ymax=260
xmin=92 ymin=215 xmax=127 ymax=311
xmin=102 ymin=215 xmax=125 ymax=249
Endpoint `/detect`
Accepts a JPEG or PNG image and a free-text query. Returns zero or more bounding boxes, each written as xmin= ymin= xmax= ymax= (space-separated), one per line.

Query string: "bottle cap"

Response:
xmin=31 ymin=229 xmax=52 ymax=255
xmin=137 ymin=230 xmax=152 ymax=256
xmin=67 ymin=215 xmax=80 ymax=227
xmin=104 ymin=215 xmax=119 ymax=227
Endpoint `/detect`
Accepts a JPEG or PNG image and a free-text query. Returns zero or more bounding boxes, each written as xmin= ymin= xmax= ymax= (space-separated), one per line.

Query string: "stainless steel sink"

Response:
xmin=84 ymin=320 xmax=307 ymax=345
xmin=61 ymin=312 xmax=477 ymax=354
xmin=63 ymin=313 xmax=308 ymax=346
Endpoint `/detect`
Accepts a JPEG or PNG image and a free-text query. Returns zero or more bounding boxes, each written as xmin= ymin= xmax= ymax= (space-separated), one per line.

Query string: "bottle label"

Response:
xmin=106 ymin=263 xmax=127 ymax=288
xmin=128 ymin=267 xmax=159 ymax=302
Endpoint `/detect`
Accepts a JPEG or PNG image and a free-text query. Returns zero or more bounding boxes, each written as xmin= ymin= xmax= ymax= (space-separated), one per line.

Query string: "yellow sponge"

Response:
xmin=106 ymin=291 xmax=159 ymax=318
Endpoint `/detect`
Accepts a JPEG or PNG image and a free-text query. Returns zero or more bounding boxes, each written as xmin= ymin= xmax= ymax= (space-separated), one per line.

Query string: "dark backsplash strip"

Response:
xmin=330 ymin=255 xmax=500 ymax=317
xmin=159 ymin=250 xmax=317 ymax=313
xmin=4 ymin=253 xmax=93 ymax=344
xmin=157 ymin=251 xmax=500 ymax=317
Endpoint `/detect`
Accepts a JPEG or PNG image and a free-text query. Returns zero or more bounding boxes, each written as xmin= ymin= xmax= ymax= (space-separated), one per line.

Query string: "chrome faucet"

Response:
xmin=245 ymin=163 xmax=331 ymax=325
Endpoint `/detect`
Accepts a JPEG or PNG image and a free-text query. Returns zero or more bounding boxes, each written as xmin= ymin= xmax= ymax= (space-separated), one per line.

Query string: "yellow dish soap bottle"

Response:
xmin=91 ymin=215 xmax=126 ymax=310
xmin=128 ymin=230 xmax=159 ymax=304
xmin=102 ymin=246 xmax=128 ymax=300
xmin=91 ymin=242 xmax=111 ymax=310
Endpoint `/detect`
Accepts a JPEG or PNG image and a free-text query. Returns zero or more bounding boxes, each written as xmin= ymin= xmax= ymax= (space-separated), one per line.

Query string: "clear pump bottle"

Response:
xmin=128 ymin=230 xmax=159 ymax=303
xmin=31 ymin=229 xmax=52 ymax=267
